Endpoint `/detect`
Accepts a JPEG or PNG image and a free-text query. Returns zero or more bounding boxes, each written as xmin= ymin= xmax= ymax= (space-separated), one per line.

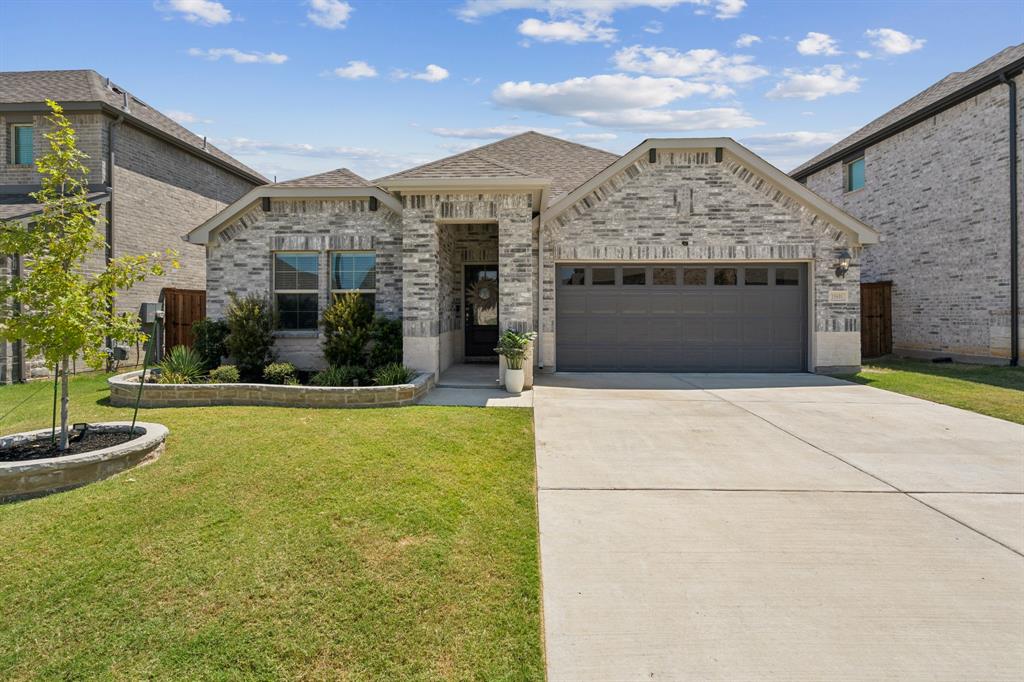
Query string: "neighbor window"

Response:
xmin=714 ymin=268 xmax=738 ymax=286
xmin=559 ymin=267 xmax=585 ymax=285
xmin=331 ymin=251 xmax=376 ymax=310
xmin=273 ymin=252 xmax=319 ymax=330
xmin=11 ymin=124 xmax=33 ymax=165
xmin=621 ymin=267 xmax=646 ymax=285
xmin=845 ymin=156 xmax=865 ymax=192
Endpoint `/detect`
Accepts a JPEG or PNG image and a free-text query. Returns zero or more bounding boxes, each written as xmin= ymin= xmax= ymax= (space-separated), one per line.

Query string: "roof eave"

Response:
xmin=185 ymin=185 xmax=402 ymax=245
xmin=2 ymin=191 xmax=111 ymax=223
xmin=379 ymin=177 xmax=552 ymax=191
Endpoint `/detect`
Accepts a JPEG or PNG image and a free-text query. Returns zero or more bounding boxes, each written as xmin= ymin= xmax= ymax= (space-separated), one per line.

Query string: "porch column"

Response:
xmin=498 ymin=204 xmax=536 ymax=387
xmin=402 ymin=206 xmax=441 ymax=379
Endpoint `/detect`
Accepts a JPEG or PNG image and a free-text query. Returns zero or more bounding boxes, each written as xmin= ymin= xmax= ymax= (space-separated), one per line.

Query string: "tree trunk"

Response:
xmin=59 ymin=356 xmax=70 ymax=451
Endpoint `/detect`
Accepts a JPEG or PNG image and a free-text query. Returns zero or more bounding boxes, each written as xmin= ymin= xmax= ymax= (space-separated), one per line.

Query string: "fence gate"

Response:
xmin=860 ymin=282 xmax=892 ymax=358
xmin=162 ymin=288 xmax=206 ymax=352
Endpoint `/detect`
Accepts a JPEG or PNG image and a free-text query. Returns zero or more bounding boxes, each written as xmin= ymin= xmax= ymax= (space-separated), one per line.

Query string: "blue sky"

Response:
xmin=2 ymin=1 xmax=1020 ymax=180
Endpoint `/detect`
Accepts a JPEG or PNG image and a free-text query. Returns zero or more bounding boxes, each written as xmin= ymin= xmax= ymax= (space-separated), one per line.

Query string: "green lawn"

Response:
xmin=0 ymin=373 xmax=543 ymax=681
xmin=844 ymin=358 xmax=1024 ymax=424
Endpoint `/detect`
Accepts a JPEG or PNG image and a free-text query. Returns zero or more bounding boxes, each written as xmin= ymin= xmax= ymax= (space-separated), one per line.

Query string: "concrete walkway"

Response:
xmin=534 ymin=373 xmax=1024 ymax=680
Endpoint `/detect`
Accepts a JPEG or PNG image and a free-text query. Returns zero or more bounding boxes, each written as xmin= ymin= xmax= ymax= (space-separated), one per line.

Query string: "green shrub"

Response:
xmin=322 ymin=293 xmax=373 ymax=368
xmin=368 ymin=316 xmax=402 ymax=368
xmin=310 ymin=365 xmax=370 ymax=387
xmin=192 ymin=318 xmax=230 ymax=371
xmin=225 ymin=293 xmax=276 ymax=381
xmin=263 ymin=362 xmax=299 ymax=385
xmin=494 ymin=329 xmax=537 ymax=370
xmin=373 ymin=362 xmax=414 ymax=386
xmin=207 ymin=364 xmax=240 ymax=383
xmin=158 ymin=345 xmax=205 ymax=384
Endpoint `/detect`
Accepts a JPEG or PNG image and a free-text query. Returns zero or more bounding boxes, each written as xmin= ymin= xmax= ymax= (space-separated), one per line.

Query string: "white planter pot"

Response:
xmin=504 ymin=368 xmax=525 ymax=394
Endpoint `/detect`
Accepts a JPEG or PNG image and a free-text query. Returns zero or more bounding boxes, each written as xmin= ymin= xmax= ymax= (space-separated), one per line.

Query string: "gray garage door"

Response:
xmin=556 ymin=263 xmax=807 ymax=372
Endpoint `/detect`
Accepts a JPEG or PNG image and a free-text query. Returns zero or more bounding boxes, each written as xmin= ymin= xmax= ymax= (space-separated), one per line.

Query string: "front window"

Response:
xmin=273 ymin=252 xmax=319 ymax=330
xmin=845 ymin=156 xmax=865 ymax=192
xmin=11 ymin=124 xmax=33 ymax=165
xmin=331 ymin=251 xmax=376 ymax=310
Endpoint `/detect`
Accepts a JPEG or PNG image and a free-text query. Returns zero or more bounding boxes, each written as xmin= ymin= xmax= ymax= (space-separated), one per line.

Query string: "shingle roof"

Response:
xmin=0 ymin=191 xmax=109 ymax=221
xmin=376 ymin=131 xmax=619 ymax=204
xmin=0 ymin=69 xmax=268 ymax=184
xmin=273 ymin=168 xmax=372 ymax=188
xmin=791 ymin=44 xmax=1024 ymax=178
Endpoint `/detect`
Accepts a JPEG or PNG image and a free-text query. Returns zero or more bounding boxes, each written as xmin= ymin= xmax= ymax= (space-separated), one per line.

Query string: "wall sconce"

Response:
xmin=835 ymin=249 xmax=851 ymax=278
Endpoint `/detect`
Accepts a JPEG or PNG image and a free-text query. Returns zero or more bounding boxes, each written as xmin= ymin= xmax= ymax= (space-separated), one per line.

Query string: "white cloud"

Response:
xmin=856 ymin=50 xmax=872 ymax=59
xmin=735 ymin=33 xmax=760 ymax=47
xmin=796 ymin=32 xmax=841 ymax=56
xmin=331 ymin=60 xmax=377 ymax=79
xmin=518 ymin=17 xmax=616 ymax=43
xmin=644 ymin=20 xmax=663 ymax=34
xmin=306 ymin=0 xmax=351 ymax=29
xmin=741 ymin=129 xmax=849 ymax=171
xmin=612 ymin=45 xmax=768 ymax=83
xmin=766 ymin=65 xmax=862 ymax=101
xmin=456 ymin=1 xmax=745 ymax=23
xmin=571 ymin=132 xmax=618 ymax=142
xmin=167 ymin=110 xmax=213 ymax=125
xmin=431 ymin=125 xmax=561 ymax=139
xmin=160 ymin=0 xmax=232 ymax=25
xmin=412 ymin=64 xmax=450 ymax=82
xmin=865 ymin=28 xmax=925 ymax=55
xmin=187 ymin=48 xmax=289 ymax=64
xmin=492 ymin=74 xmax=760 ymax=131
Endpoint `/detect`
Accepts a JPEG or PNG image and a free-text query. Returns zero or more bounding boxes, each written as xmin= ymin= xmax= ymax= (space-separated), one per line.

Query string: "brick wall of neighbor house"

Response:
xmin=205 ymin=198 xmax=403 ymax=370
xmin=1 ymin=112 xmax=107 ymax=184
xmin=543 ymin=149 xmax=862 ymax=373
xmin=804 ymin=73 xmax=1024 ymax=363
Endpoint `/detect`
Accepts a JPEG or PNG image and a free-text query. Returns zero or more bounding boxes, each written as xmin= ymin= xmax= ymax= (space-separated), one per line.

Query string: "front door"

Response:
xmin=464 ymin=264 xmax=499 ymax=359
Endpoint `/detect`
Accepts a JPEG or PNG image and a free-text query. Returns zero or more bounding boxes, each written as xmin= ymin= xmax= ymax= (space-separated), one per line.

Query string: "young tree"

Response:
xmin=0 ymin=100 xmax=175 ymax=450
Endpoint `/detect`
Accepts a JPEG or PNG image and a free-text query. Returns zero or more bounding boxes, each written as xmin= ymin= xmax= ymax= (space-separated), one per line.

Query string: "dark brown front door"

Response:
xmin=465 ymin=264 xmax=499 ymax=359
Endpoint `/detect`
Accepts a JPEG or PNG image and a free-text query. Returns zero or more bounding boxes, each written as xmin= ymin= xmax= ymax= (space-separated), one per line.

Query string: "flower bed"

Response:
xmin=0 ymin=422 xmax=167 ymax=502
xmin=108 ymin=370 xmax=435 ymax=409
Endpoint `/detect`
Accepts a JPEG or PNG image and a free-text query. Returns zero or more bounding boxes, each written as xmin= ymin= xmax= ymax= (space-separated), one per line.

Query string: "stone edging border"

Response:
xmin=1 ymin=421 xmax=168 ymax=502
xmin=107 ymin=370 xmax=435 ymax=409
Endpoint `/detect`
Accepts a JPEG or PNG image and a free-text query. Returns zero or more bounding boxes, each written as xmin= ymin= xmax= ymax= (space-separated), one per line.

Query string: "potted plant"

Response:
xmin=494 ymin=330 xmax=537 ymax=394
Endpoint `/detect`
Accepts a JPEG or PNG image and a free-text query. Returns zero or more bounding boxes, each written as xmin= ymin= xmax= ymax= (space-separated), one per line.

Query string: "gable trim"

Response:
xmin=542 ymin=138 xmax=880 ymax=246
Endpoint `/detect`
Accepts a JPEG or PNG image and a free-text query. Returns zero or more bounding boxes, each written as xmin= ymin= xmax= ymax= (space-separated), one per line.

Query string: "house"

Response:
xmin=186 ymin=132 xmax=878 ymax=377
xmin=0 ymin=69 xmax=266 ymax=383
xmin=792 ymin=44 xmax=1023 ymax=365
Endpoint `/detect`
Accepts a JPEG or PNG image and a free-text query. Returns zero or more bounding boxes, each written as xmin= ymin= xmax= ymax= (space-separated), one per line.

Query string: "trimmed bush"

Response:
xmin=322 ymin=293 xmax=373 ymax=368
xmin=158 ymin=345 xmax=205 ymax=384
xmin=225 ymin=293 xmax=276 ymax=381
xmin=373 ymin=363 xmax=414 ymax=386
xmin=208 ymin=364 xmax=241 ymax=383
xmin=310 ymin=365 xmax=370 ymax=387
xmin=192 ymin=318 xmax=230 ymax=371
xmin=263 ymin=362 xmax=299 ymax=385
xmin=368 ymin=316 xmax=402 ymax=369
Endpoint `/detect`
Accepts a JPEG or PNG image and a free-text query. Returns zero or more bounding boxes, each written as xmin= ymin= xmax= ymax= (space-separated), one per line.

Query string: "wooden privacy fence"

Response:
xmin=860 ymin=282 xmax=892 ymax=358
xmin=161 ymin=288 xmax=206 ymax=352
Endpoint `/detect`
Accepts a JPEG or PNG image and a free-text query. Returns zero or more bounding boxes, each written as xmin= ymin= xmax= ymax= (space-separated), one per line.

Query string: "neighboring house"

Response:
xmin=0 ymin=69 xmax=266 ymax=383
xmin=793 ymin=44 xmax=1023 ymax=365
xmin=188 ymin=132 xmax=877 ymax=377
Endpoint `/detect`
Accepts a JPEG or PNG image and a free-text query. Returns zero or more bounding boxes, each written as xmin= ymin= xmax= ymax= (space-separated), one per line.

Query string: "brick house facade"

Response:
xmin=189 ymin=135 xmax=877 ymax=377
xmin=793 ymin=45 xmax=1023 ymax=364
xmin=0 ymin=70 xmax=265 ymax=383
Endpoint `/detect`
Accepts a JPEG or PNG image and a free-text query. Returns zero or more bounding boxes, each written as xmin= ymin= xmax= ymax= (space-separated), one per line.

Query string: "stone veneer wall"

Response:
xmin=402 ymin=193 xmax=533 ymax=376
xmin=542 ymin=149 xmax=862 ymax=372
xmin=438 ymin=223 xmax=499 ymax=370
xmin=803 ymin=74 xmax=1024 ymax=362
xmin=205 ymin=198 xmax=402 ymax=370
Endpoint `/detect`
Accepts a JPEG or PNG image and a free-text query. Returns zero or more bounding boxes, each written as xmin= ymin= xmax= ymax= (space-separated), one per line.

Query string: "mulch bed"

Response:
xmin=0 ymin=429 xmax=137 ymax=463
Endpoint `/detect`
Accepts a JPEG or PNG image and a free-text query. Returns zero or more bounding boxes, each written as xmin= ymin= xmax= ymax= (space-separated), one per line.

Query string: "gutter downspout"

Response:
xmin=1001 ymin=72 xmax=1019 ymax=366
xmin=105 ymin=114 xmax=123 ymax=371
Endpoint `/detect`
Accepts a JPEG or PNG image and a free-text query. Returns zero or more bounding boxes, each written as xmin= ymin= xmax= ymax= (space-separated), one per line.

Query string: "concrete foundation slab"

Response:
xmin=912 ymin=493 xmax=1024 ymax=553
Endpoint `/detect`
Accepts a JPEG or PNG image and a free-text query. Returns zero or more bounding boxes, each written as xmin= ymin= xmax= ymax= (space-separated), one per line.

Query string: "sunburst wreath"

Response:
xmin=466 ymin=277 xmax=498 ymax=310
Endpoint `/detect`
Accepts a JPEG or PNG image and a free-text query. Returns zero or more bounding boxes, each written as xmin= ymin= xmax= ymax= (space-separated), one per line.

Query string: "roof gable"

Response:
xmin=273 ymin=168 xmax=371 ymax=188
xmin=791 ymin=43 xmax=1024 ymax=178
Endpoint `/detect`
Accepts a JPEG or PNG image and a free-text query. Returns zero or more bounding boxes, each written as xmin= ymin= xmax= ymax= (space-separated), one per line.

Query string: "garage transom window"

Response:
xmin=273 ymin=252 xmax=319 ymax=331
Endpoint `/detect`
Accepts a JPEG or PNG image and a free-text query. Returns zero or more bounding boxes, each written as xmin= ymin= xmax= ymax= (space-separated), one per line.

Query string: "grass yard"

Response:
xmin=0 ymin=373 xmax=543 ymax=680
xmin=845 ymin=357 xmax=1024 ymax=424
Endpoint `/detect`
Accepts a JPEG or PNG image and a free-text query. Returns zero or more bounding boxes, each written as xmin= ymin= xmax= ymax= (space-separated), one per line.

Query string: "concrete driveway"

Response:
xmin=534 ymin=373 xmax=1024 ymax=681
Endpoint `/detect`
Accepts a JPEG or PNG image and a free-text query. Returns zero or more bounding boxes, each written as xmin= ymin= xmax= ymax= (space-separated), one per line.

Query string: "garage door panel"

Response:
xmin=557 ymin=263 xmax=807 ymax=372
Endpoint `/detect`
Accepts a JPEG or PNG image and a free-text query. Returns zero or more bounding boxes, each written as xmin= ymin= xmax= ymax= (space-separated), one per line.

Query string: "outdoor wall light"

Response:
xmin=835 ymin=249 xmax=852 ymax=278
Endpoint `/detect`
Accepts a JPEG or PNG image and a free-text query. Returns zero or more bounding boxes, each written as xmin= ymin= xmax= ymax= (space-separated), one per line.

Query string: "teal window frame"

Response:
xmin=845 ymin=156 xmax=865 ymax=192
xmin=11 ymin=124 xmax=34 ymax=165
